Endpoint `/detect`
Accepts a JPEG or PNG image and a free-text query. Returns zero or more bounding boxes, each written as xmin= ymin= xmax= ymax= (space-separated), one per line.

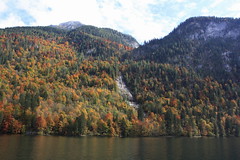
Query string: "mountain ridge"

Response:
xmin=50 ymin=21 xmax=139 ymax=48
xmin=50 ymin=21 xmax=84 ymax=30
xmin=0 ymin=16 xmax=239 ymax=137
xmin=172 ymin=16 xmax=240 ymax=40
xmin=131 ymin=16 xmax=240 ymax=82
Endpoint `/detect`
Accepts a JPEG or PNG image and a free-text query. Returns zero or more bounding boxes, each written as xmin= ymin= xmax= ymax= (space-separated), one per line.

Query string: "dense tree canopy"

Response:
xmin=0 ymin=20 xmax=239 ymax=137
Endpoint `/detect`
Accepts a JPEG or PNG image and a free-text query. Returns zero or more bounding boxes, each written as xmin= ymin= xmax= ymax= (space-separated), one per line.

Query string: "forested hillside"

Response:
xmin=0 ymin=17 xmax=240 ymax=137
xmin=74 ymin=25 xmax=139 ymax=48
xmin=0 ymin=27 xmax=139 ymax=136
xmin=131 ymin=17 xmax=240 ymax=82
xmin=122 ymin=17 xmax=240 ymax=136
xmin=121 ymin=60 xmax=240 ymax=136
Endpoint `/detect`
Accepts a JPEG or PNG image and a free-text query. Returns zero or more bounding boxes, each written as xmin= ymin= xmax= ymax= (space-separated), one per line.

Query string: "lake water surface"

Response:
xmin=0 ymin=135 xmax=240 ymax=160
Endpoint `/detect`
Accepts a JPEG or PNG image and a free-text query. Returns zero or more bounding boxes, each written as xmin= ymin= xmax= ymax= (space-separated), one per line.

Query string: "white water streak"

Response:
xmin=116 ymin=75 xmax=139 ymax=109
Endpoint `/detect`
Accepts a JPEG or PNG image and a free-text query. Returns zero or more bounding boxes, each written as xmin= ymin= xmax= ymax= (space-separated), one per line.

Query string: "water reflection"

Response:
xmin=0 ymin=135 xmax=240 ymax=160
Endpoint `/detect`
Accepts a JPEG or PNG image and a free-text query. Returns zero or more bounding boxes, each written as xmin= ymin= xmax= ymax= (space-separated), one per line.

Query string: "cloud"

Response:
xmin=227 ymin=2 xmax=240 ymax=17
xmin=210 ymin=0 xmax=224 ymax=8
xmin=0 ymin=0 xmax=102 ymax=27
xmin=0 ymin=0 xmax=38 ymax=27
xmin=201 ymin=8 xmax=210 ymax=15
xmin=0 ymin=13 xmax=25 ymax=28
xmin=175 ymin=0 xmax=187 ymax=3
xmin=228 ymin=2 xmax=240 ymax=12
xmin=0 ymin=0 xmax=240 ymax=43
xmin=184 ymin=2 xmax=197 ymax=9
xmin=92 ymin=0 xmax=170 ymax=42
xmin=0 ymin=0 xmax=170 ymax=43
xmin=0 ymin=0 xmax=8 ymax=13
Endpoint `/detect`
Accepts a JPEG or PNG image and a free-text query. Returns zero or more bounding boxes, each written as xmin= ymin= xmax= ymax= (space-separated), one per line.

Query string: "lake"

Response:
xmin=0 ymin=135 xmax=240 ymax=160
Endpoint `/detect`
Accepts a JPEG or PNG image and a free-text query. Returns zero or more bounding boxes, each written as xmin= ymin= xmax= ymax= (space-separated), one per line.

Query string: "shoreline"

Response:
xmin=0 ymin=133 xmax=236 ymax=138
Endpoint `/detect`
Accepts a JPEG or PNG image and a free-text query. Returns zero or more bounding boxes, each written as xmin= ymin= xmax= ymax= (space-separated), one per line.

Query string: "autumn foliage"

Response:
xmin=0 ymin=27 xmax=239 ymax=137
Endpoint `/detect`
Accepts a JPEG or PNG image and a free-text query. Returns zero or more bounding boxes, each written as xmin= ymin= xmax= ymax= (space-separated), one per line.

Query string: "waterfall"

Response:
xmin=116 ymin=75 xmax=139 ymax=109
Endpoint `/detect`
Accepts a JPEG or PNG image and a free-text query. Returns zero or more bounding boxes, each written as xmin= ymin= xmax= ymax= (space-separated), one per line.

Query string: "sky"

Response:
xmin=0 ymin=0 xmax=240 ymax=43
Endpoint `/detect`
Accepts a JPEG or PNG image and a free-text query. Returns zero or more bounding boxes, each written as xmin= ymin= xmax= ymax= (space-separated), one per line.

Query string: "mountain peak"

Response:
xmin=132 ymin=16 xmax=240 ymax=81
xmin=51 ymin=21 xmax=84 ymax=30
xmin=173 ymin=16 xmax=240 ymax=40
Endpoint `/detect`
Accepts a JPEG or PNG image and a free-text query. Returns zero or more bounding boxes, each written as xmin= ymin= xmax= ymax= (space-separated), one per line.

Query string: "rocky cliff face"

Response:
xmin=51 ymin=21 xmax=84 ymax=30
xmin=173 ymin=17 xmax=240 ymax=40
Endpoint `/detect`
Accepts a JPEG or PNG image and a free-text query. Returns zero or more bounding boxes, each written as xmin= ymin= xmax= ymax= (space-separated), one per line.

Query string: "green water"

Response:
xmin=0 ymin=135 xmax=239 ymax=160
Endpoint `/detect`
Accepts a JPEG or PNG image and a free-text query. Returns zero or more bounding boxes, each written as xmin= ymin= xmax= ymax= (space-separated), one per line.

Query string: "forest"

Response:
xmin=0 ymin=20 xmax=240 ymax=137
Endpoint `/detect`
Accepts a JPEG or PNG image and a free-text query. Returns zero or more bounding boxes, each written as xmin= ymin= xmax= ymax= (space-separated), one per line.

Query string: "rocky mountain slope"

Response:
xmin=174 ymin=17 xmax=240 ymax=40
xmin=51 ymin=21 xmax=84 ymax=30
xmin=131 ymin=17 xmax=240 ymax=82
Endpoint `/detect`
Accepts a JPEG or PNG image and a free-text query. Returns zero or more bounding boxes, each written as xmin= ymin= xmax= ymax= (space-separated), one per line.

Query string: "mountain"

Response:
xmin=173 ymin=17 xmax=240 ymax=40
xmin=51 ymin=21 xmax=84 ymax=30
xmin=66 ymin=25 xmax=139 ymax=58
xmin=75 ymin=25 xmax=139 ymax=48
xmin=122 ymin=17 xmax=240 ymax=137
xmin=0 ymin=26 xmax=138 ymax=136
xmin=51 ymin=21 xmax=139 ymax=48
xmin=0 ymin=17 xmax=239 ymax=137
xmin=131 ymin=17 xmax=240 ymax=82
